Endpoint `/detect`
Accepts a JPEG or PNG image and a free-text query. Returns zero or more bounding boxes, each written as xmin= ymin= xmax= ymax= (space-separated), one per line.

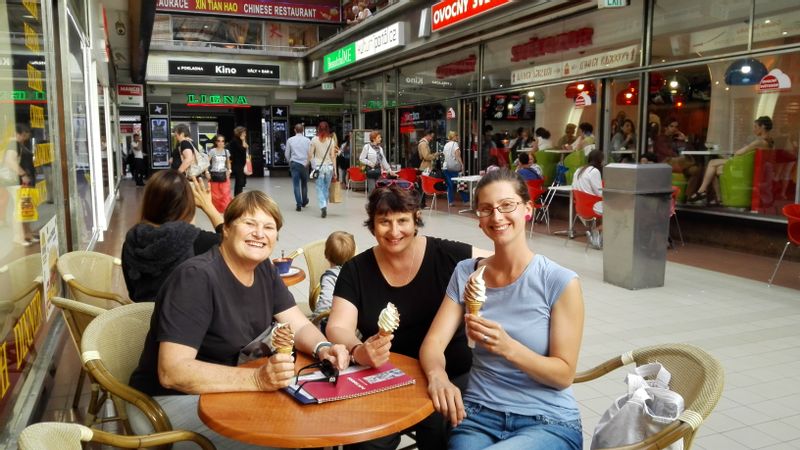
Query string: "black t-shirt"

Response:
xmin=333 ymin=236 xmax=473 ymax=378
xmin=171 ymin=140 xmax=194 ymax=171
xmin=229 ymin=139 xmax=248 ymax=170
xmin=129 ymin=247 xmax=295 ymax=396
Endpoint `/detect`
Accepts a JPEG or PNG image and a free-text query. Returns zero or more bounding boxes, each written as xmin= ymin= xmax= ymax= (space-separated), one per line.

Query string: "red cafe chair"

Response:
xmin=768 ymin=203 xmax=800 ymax=286
xmin=573 ymin=189 xmax=603 ymax=251
xmin=397 ymin=168 xmax=418 ymax=184
xmin=347 ymin=167 xmax=367 ymax=197
xmin=420 ymin=175 xmax=449 ymax=215
xmin=525 ymin=179 xmax=549 ymax=237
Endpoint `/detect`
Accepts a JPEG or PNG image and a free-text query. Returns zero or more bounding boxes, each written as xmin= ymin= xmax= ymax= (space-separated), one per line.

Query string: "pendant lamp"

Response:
xmin=724 ymin=58 xmax=768 ymax=85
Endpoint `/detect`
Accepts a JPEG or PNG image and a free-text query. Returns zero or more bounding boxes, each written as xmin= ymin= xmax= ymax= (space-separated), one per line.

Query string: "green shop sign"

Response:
xmin=324 ymin=43 xmax=356 ymax=72
xmin=186 ymin=94 xmax=250 ymax=107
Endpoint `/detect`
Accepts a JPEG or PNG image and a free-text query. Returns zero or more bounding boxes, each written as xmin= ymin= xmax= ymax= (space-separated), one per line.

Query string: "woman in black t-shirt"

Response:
xmin=170 ymin=123 xmax=194 ymax=174
xmin=229 ymin=125 xmax=249 ymax=195
xmin=328 ymin=183 xmax=491 ymax=450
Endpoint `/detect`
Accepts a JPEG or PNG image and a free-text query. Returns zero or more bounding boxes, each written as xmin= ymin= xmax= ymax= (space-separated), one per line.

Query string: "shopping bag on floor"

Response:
xmin=210 ymin=179 xmax=232 ymax=213
xmin=591 ymin=363 xmax=684 ymax=450
xmin=329 ymin=179 xmax=342 ymax=203
xmin=15 ymin=186 xmax=39 ymax=222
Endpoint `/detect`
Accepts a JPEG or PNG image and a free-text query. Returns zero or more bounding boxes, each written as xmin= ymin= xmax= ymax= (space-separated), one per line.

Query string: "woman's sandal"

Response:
xmin=687 ymin=191 xmax=707 ymax=203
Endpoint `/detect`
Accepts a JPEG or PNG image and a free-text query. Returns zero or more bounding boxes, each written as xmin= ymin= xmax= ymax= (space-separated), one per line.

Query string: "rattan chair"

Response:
xmin=19 ymin=422 xmax=215 ymax=450
xmin=51 ymin=297 xmax=109 ymax=425
xmin=80 ymin=302 xmax=172 ymax=437
xmin=0 ymin=253 xmax=43 ymax=337
xmin=575 ymin=343 xmax=724 ymax=450
xmin=302 ymin=238 xmax=328 ymax=309
xmin=57 ymin=250 xmax=131 ymax=309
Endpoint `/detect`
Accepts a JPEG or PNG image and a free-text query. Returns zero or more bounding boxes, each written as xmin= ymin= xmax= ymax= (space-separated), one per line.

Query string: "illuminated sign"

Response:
xmin=169 ymin=61 xmax=280 ymax=80
xmin=0 ymin=90 xmax=47 ymax=103
xmin=324 ymin=22 xmax=405 ymax=73
xmin=431 ymin=0 xmax=512 ymax=32
xmin=598 ymin=0 xmax=628 ymax=8
xmin=186 ymin=93 xmax=251 ymax=107
xmin=155 ymin=0 xmax=341 ymax=24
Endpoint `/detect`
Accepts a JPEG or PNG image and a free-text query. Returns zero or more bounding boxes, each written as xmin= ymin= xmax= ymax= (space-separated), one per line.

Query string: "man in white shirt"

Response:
xmin=131 ymin=133 xmax=146 ymax=186
xmin=285 ymin=123 xmax=311 ymax=211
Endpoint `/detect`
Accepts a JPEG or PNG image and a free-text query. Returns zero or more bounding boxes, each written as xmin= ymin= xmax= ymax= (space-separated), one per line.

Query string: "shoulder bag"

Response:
xmin=309 ymin=140 xmax=332 ymax=180
xmin=187 ymin=141 xmax=210 ymax=178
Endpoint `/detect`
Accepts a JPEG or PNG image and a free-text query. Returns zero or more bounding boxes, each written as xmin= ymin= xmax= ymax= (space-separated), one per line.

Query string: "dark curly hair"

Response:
xmin=364 ymin=185 xmax=423 ymax=234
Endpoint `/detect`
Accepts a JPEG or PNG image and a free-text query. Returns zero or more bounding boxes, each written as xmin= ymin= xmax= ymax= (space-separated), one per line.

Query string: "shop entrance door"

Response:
xmin=460 ymin=98 xmax=479 ymax=174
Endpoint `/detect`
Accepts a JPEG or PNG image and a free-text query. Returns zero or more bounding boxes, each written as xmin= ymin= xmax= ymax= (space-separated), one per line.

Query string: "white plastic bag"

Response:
xmin=591 ymin=363 xmax=684 ymax=450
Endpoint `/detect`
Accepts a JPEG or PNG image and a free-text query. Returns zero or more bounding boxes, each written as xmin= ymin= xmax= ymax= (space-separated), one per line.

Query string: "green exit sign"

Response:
xmin=324 ymin=43 xmax=356 ymax=73
xmin=598 ymin=0 xmax=628 ymax=7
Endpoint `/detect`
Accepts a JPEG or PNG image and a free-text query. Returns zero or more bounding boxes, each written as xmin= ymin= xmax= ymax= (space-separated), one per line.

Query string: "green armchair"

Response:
xmin=719 ymin=151 xmax=755 ymax=208
xmin=564 ymin=151 xmax=587 ymax=185
xmin=532 ymin=151 xmax=560 ymax=186
xmin=672 ymin=172 xmax=687 ymax=203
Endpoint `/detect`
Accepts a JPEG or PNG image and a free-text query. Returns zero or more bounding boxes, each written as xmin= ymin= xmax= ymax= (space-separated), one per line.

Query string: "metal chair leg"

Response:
xmin=768 ymin=241 xmax=791 ymax=286
xmin=672 ymin=212 xmax=685 ymax=246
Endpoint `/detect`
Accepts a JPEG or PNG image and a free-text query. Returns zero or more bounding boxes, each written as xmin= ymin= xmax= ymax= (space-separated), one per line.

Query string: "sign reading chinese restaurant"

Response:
xmin=324 ymin=22 xmax=405 ymax=73
xmin=155 ymin=0 xmax=341 ymax=23
xmin=431 ymin=0 xmax=512 ymax=32
xmin=186 ymin=93 xmax=251 ymax=107
xmin=169 ymin=61 xmax=280 ymax=80
xmin=511 ymin=44 xmax=639 ymax=85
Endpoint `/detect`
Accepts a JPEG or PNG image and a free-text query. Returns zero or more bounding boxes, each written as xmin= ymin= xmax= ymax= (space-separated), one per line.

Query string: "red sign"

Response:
xmin=436 ymin=54 xmax=477 ymax=79
xmin=511 ymin=28 xmax=594 ymax=62
xmin=120 ymin=124 xmax=135 ymax=133
xmin=118 ymin=84 xmax=142 ymax=96
xmin=431 ymin=0 xmax=512 ymax=32
xmin=155 ymin=0 xmax=341 ymax=23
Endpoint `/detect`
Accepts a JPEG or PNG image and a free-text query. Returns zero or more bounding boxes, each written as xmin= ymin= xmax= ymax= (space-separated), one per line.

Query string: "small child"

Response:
xmin=312 ymin=231 xmax=357 ymax=332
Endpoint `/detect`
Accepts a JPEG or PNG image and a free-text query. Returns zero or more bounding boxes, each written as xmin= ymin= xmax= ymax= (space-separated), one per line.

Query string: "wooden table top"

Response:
xmin=280 ymin=266 xmax=306 ymax=287
xmin=198 ymin=353 xmax=434 ymax=448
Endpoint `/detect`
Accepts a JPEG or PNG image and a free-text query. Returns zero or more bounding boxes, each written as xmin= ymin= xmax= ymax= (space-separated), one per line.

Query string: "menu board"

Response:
xmin=150 ymin=118 xmax=171 ymax=169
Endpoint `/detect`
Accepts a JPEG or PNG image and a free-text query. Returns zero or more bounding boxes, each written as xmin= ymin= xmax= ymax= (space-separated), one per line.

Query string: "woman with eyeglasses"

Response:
xmin=130 ymin=191 xmax=349 ymax=449
xmin=420 ymin=169 xmax=585 ymax=450
xmin=326 ymin=184 xmax=491 ymax=450
xmin=122 ymin=169 xmax=223 ymax=302
xmin=208 ymin=133 xmax=232 ymax=213
xmin=359 ymin=131 xmax=395 ymax=195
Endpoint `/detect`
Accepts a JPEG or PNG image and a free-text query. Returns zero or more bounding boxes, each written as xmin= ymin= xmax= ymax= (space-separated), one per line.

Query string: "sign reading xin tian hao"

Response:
xmin=169 ymin=61 xmax=280 ymax=80
xmin=324 ymin=22 xmax=405 ymax=73
xmin=431 ymin=0 xmax=512 ymax=32
xmin=155 ymin=0 xmax=341 ymax=23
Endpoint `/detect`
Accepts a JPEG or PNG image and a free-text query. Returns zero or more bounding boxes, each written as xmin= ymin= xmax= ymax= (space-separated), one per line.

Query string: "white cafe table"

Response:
xmin=452 ymin=174 xmax=483 ymax=214
xmin=548 ymin=185 xmax=575 ymax=239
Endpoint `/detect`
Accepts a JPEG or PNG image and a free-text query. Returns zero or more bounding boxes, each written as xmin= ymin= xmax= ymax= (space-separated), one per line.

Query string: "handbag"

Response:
xmin=15 ymin=186 xmax=39 ymax=223
xmin=187 ymin=141 xmax=210 ymax=178
xmin=210 ymin=171 xmax=227 ymax=182
xmin=329 ymin=179 xmax=342 ymax=203
xmin=244 ymin=155 xmax=253 ymax=176
xmin=591 ymin=363 xmax=685 ymax=450
xmin=310 ymin=140 xmax=333 ymax=181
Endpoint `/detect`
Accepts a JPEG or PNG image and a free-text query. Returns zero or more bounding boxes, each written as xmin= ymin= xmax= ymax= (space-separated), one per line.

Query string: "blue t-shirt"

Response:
xmin=446 ymin=255 xmax=580 ymax=420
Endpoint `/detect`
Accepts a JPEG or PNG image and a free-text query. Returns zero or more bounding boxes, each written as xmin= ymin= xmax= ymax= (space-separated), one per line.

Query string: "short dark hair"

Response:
xmin=474 ymin=169 xmax=530 ymax=205
xmin=578 ymin=122 xmax=593 ymax=134
xmin=233 ymin=126 xmax=247 ymax=138
xmin=173 ymin=123 xmax=190 ymax=137
xmin=294 ymin=123 xmax=304 ymax=134
xmin=364 ymin=185 xmax=423 ymax=234
xmin=534 ymin=127 xmax=551 ymax=139
xmin=755 ymin=116 xmax=773 ymax=131
xmin=16 ymin=123 xmax=31 ymax=135
xmin=140 ymin=170 xmax=195 ymax=224
xmin=324 ymin=231 xmax=356 ymax=266
xmin=518 ymin=153 xmax=530 ymax=164
xmin=423 ymin=129 xmax=434 ymax=137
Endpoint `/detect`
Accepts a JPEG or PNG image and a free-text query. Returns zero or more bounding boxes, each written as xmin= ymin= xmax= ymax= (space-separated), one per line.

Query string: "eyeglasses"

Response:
xmin=376 ymin=179 xmax=414 ymax=190
xmin=475 ymin=200 xmax=525 ymax=217
xmin=293 ymin=359 xmax=339 ymax=394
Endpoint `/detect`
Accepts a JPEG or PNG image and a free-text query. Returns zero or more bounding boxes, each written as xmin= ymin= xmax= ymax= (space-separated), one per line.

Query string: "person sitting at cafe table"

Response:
xmin=515 ymin=152 xmax=542 ymax=181
xmin=326 ymin=183 xmax=491 ymax=450
xmin=555 ymin=123 xmax=577 ymax=150
xmin=420 ymin=169 xmax=585 ymax=450
xmin=573 ymin=149 xmax=604 ymax=249
xmin=688 ymin=115 xmax=774 ymax=205
xmin=565 ymin=122 xmax=595 ymax=155
xmin=129 ymin=191 xmax=349 ymax=450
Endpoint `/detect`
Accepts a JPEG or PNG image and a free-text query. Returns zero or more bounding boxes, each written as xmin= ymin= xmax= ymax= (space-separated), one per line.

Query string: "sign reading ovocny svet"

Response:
xmin=324 ymin=22 xmax=405 ymax=73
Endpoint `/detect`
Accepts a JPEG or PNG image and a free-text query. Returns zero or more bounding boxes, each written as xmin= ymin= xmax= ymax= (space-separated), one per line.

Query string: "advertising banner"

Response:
xmin=511 ymin=44 xmax=639 ymax=85
xmin=156 ymin=0 xmax=341 ymax=23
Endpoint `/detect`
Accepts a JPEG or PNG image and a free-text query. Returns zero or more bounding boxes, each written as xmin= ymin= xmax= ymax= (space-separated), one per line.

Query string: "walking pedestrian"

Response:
xmin=230 ymin=126 xmax=249 ymax=196
xmin=285 ymin=123 xmax=310 ymax=211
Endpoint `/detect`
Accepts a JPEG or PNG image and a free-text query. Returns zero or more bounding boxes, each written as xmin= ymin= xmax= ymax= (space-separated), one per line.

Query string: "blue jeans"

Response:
xmin=289 ymin=161 xmax=309 ymax=207
xmin=449 ymin=402 xmax=582 ymax=450
xmin=316 ymin=164 xmax=334 ymax=209
xmin=444 ymin=169 xmax=468 ymax=204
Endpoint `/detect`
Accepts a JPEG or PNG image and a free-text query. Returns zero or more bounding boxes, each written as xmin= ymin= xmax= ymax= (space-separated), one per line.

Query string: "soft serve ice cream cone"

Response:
xmin=377 ymin=302 xmax=400 ymax=336
xmin=464 ymin=265 xmax=487 ymax=348
xmin=271 ymin=323 xmax=294 ymax=354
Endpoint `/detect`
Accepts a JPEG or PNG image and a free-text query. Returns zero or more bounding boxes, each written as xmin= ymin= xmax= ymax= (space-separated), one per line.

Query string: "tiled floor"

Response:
xmin=43 ymin=175 xmax=800 ymax=449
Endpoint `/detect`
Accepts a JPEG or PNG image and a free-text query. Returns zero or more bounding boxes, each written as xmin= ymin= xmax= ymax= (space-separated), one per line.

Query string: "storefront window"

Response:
xmin=753 ymin=0 xmax=800 ymax=49
xmin=265 ymin=21 xmax=319 ymax=49
xmin=485 ymin=4 xmax=642 ymax=92
xmin=651 ymin=0 xmax=751 ymax=64
xmin=360 ymin=74 xmax=384 ymax=129
xmin=158 ymin=14 xmax=264 ymax=49
xmin=647 ymin=52 xmax=799 ymax=216
xmin=608 ymin=75 xmax=641 ymax=163
xmin=398 ymin=47 xmax=478 ymax=105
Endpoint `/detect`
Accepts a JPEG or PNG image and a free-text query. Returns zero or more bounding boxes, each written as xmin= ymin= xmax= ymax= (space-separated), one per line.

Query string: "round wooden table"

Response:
xmin=198 ymin=353 xmax=433 ymax=448
xmin=280 ymin=266 xmax=305 ymax=287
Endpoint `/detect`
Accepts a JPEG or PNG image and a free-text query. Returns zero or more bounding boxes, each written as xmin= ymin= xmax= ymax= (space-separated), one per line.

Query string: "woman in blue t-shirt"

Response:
xmin=421 ymin=168 xmax=585 ymax=450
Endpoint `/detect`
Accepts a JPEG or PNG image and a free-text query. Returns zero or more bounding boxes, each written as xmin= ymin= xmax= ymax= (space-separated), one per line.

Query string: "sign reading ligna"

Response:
xmin=431 ymin=0 xmax=512 ymax=32
xmin=186 ymin=94 xmax=251 ymax=108
xmin=323 ymin=22 xmax=405 ymax=73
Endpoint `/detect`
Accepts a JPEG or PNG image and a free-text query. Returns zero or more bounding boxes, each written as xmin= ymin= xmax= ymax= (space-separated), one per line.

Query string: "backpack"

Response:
xmin=187 ymin=141 xmax=210 ymax=178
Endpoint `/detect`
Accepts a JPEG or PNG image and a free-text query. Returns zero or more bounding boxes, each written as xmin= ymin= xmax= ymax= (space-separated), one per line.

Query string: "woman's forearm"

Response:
xmin=159 ymin=357 xmax=262 ymax=394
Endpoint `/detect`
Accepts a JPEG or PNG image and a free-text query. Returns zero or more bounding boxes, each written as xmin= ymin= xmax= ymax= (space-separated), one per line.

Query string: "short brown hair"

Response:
xmin=324 ymin=231 xmax=356 ymax=266
xmin=223 ymin=191 xmax=283 ymax=240
xmin=369 ymin=130 xmax=381 ymax=142
xmin=364 ymin=185 xmax=423 ymax=234
xmin=474 ymin=168 xmax=530 ymax=205
xmin=140 ymin=170 xmax=195 ymax=224
xmin=233 ymin=126 xmax=247 ymax=138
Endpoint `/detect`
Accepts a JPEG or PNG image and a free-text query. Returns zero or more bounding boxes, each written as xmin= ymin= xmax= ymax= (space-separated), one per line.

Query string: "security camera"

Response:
xmin=116 ymin=20 xmax=126 ymax=36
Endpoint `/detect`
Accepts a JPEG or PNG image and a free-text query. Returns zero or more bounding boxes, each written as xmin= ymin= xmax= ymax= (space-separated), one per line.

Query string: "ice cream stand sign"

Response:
xmin=758 ymin=69 xmax=791 ymax=93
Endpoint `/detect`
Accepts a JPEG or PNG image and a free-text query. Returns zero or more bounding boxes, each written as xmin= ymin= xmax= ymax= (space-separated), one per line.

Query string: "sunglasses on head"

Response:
xmin=293 ymin=359 xmax=339 ymax=394
xmin=375 ymin=179 xmax=414 ymax=190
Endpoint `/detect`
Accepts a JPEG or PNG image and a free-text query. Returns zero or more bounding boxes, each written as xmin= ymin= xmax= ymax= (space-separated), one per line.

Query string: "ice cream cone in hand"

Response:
xmin=271 ymin=323 xmax=294 ymax=354
xmin=377 ymin=302 xmax=400 ymax=336
xmin=464 ymin=265 xmax=487 ymax=348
